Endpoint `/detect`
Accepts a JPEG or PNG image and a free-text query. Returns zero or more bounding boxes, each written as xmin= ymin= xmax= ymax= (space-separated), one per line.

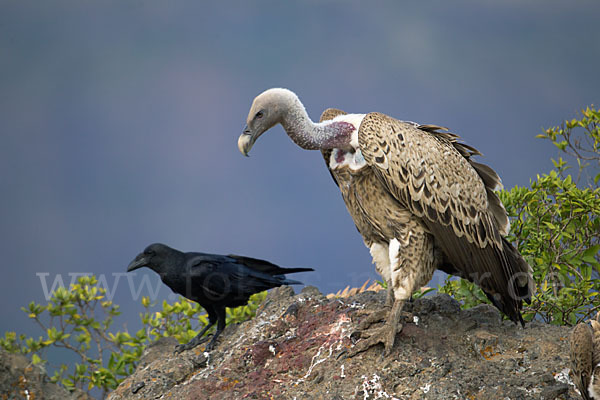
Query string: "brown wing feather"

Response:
xmin=358 ymin=112 xmax=532 ymax=322
xmin=319 ymin=108 xmax=348 ymax=187
xmin=570 ymin=323 xmax=593 ymax=400
xmin=419 ymin=125 xmax=509 ymax=235
xmin=592 ymin=318 xmax=600 ymax=368
xmin=359 ymin=113 xmax=495 ymax=247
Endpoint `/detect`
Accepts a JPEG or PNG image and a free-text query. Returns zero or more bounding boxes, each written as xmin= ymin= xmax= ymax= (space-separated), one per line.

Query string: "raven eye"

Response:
xmin=145 ymin=250 xmax=155 ymax=257
xmin=255 ymin=111 xmax=264 ymax=119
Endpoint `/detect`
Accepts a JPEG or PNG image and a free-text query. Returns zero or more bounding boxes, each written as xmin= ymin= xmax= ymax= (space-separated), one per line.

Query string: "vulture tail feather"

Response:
xmin=502 ymin=237 xmax=534 ymax=305
xmin=470 ymin=160 xmax=503 ymax=190
xmin=486 ymin=188 xmax=510 ymax=235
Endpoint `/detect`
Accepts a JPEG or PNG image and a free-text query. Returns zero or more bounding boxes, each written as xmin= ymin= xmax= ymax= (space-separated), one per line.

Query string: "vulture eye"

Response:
xmin=255 ymin=111 xmax=264 ymax=119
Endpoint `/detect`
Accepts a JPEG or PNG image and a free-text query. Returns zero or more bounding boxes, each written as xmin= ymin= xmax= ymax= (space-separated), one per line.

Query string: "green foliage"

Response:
xmin=438 ymin=106 xmax=600 ymax=325
xmin=0 ymin=275 xmax=266 ymax=397
xmin=500 ymin=173 xmax=599 ymax=324
xmin=139 ymin=291 xmax=266 ymax=344
xmin=411 ymin=286 xmax=435 ymax=299
xmin=0 ymin=276 xmax=137 ymax=397
xmin=535 ymin=105 xmax=600 ymax=186
xmin=375 ymin=279 xmax=387 ymax=289
xmin=437 ymin=276 xmax=490 ymax=309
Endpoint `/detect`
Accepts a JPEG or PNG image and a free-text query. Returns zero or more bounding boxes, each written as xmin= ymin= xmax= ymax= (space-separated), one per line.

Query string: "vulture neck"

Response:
xmin=280 ymin=95 xmax=354 ymax=151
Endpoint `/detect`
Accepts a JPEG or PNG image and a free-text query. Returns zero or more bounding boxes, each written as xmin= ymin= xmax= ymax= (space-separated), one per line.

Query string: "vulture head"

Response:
xmin=238 ymin=88 xmax=299 ymax=156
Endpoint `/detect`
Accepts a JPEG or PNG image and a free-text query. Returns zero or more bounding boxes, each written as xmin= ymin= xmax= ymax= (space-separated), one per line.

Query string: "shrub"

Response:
xmin=0 ymin=275 xmax=265 ymax=397
xmin=439 ymin=106 xmax=600 ymax=325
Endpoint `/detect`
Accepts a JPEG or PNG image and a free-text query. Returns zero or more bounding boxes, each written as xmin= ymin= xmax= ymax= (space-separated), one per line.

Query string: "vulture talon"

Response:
xmin=350 ymin=329 xmax=371 ymax=342
xmin=347 ymin=322 xmax=402 ymax=358
xmin=336 ymin=349 xmax=348 ymax=360
xmin=356 ymin=308 xmax=389 ymax=331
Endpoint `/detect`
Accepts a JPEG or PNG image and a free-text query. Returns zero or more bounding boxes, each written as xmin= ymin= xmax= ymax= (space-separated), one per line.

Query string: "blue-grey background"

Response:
xmin=1 ymin=0 xmax=598 ymax=359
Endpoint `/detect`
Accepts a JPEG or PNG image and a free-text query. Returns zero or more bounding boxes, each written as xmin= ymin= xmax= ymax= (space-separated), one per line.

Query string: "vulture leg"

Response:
xmin=385 ymin=284 xmax=394 ymax=307
xmin=348 ymin=295 xmax=406 ymax=357
xmin=349 ymin=224 xmax=435 ymax=357
xmin=353 ymin=281 xmax=394 ymax=332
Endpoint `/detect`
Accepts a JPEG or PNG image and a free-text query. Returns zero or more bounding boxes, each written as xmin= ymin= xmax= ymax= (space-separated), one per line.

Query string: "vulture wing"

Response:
xmin=570 ymin=323 xmax=594 ymax=400
xmin=357 ymin=112 xmax=532 ymax=323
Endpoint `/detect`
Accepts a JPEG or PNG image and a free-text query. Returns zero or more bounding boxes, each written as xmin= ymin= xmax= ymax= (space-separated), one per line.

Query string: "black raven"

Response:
xmin=127 ymin=243 xmax=313 ymax=353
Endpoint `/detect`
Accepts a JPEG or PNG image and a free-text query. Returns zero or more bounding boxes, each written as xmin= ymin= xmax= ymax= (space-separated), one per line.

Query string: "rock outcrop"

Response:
xmin=108 ymin=287 xmax=582 ymax=400
xmin=0 ymin=347 xmax=90 ymax=400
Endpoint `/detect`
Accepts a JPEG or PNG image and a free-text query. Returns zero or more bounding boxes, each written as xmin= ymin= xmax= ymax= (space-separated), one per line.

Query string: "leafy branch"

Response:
xmin=439 ymin=106 xmax=600 ymax=326
xmin=1 ymin=275 xmax=265 ymax=396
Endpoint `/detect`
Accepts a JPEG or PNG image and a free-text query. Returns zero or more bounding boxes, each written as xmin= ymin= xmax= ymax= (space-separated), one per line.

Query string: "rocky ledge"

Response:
xmin=108 ymin=287 xmax=581 ymax=400
xmin=0 ymin=347 xmax=91 ymax=400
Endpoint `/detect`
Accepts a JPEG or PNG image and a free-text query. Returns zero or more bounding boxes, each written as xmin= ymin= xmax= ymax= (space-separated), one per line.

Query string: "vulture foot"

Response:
xmin=347 ymin=299 xmax=407 ymax=357
xmin=354 ymin=308 xmax=390 ymax=331
xmin=347 ymin=319 xmax=402 ymax=357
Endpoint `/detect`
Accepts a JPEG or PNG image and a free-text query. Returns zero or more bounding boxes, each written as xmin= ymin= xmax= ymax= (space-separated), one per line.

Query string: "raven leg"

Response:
xmin=204 ymin=307 xmax=227 ymax=351
xmin=174 ymin=306 xmax=217 ymax=354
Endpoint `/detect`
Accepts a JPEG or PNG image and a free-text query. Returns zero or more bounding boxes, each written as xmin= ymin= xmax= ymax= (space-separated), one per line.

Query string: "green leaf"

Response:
xmin=582 ymin=245 xmax=600 ymax=265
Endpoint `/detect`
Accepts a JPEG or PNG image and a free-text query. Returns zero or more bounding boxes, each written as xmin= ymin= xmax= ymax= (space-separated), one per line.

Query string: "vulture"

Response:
xmin=127 ymin=243 xmax=313 ymax=352
xmin=570 ymin=313 xmax=600 ymax=399
xmin=238 ymin=88 xmax=533 ymax=356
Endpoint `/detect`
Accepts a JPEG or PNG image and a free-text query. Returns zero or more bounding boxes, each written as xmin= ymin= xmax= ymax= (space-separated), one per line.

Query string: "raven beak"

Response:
xmin=237 ymin=125 xmax=255 ymax=157
xmin=127 ymin=253 xmax=149 ymax=272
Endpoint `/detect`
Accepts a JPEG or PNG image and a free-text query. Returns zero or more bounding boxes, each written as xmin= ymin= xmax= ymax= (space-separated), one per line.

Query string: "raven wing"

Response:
xmin=186 ymin=255 xmax=302 ymax=304
xmin=226 ymin=254 xmax=312 ymax=276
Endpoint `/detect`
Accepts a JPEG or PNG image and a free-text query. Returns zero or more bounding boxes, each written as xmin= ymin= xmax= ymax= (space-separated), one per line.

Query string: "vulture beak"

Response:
xmin=237 ymin=125 xmax=256 ymax=157
xmin=127 ymin=253 xmax=149 ymax=272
